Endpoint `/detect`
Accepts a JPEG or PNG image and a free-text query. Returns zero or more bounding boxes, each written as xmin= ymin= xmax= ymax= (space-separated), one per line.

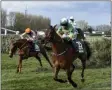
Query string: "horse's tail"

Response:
xmin=84 ymin=40 xmax=92 ymax=60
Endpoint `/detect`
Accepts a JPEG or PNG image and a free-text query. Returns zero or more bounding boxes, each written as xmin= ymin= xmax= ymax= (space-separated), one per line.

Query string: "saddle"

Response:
xmin=75 ymin=40 xmax=84 ymax=53
xmin=28 ymin=41 xmax=37 ymax=52
xmin=63 ymin=39 xmax=84 ymax=53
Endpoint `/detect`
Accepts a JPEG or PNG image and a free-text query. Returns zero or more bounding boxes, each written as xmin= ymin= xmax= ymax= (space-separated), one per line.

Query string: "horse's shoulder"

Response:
xmin=16 ymin=39 xmax=27 ymax=42
xmin=15 ymin=39 xmax=28 ymax=44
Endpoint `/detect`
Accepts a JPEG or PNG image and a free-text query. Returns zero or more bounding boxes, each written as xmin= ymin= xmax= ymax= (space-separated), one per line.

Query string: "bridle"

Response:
xmin=10 ymin=40 xmax=29 ymax=55
xmin=46 ymin=28 xmax=69 ymax=56
xmin=19 ymin=40 xmax=28 ymax=49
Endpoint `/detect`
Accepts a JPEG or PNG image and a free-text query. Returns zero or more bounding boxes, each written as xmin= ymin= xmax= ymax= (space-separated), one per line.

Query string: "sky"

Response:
xmin=2 ymin=1 xmax=111 ymax=26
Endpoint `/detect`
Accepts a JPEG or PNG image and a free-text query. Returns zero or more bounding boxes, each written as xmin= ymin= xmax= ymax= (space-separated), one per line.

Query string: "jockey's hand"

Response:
xmin=27 ymin=40 xmax=32 ymax=42
xmin=62 ymin=34 xmax=68 ymax=38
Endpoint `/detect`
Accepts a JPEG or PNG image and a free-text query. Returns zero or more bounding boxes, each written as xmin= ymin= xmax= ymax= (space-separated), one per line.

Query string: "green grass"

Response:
xmin=86 ymin=36 xmax=103 ymax=42
xmin=1 ymin=54 xmax=111 ymax=90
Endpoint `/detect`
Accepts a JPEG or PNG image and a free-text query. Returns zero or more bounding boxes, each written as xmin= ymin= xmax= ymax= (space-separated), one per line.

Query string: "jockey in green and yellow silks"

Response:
xmin=57 ymin=18 xmax=78 ymax=52
xmin=57 ymin=18 xmax=76 ymax=40
xmin=69 ymin=16 xmax=78 ymax=35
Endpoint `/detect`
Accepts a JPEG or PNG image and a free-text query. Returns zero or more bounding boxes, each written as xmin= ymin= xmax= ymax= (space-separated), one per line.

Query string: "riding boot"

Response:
xmin=34 ymin=44 xmax=40 ymax=51
xmin=33 ymin=40 xmax=40 ymax=51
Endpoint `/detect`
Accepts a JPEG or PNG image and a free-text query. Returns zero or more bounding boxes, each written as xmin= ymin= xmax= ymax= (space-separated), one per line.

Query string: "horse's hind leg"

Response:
xmin=67 ymin=64 xmax=77 ymax=88
xmin=54 ymin=67 xmax=67 ymax=83
xmin=81 ymin=59 xmax=86 ymax=82
xmin=79 ymin=56 xmax=86 ymax=82
xmin=17 ymin=56 xmax=22 ymax=73
xmin=35 ymin=55 xmax=43 ymax=67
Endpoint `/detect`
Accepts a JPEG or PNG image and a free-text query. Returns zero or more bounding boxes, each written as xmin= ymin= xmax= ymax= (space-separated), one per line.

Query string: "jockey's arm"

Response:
xmin=31 ymin=30 xmax=36 ymax=39
xmin=68 ymin=26 xmax=75 ymax=39
xmin=20 ymin=32 xmax=26 ymax=39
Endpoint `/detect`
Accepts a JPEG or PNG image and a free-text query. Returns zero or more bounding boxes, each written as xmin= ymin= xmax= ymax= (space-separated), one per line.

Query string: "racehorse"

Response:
xmin=76 ymin=28 xmax=85 ymax=40
xmin=44 ymin=25 xmax=92 ymax=88
xmin=9 ymin=39 xmax=53 ymax=73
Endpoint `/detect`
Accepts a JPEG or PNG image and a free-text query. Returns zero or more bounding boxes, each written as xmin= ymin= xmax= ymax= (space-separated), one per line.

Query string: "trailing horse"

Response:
xmin=44 ymin=25 xmax=92 ymax=88
xmin=9 ymin=39 xmax=53 ymax=73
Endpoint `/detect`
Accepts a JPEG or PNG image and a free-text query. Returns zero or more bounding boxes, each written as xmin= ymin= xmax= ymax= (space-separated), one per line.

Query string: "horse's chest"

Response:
xmin=52 ymin=53 xmax=72 ymax=68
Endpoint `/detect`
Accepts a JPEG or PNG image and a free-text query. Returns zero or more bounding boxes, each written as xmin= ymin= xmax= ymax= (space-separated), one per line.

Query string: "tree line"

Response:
xmin=1 ymin=9 xmax=50 ymax=33
xmin=1 ymin=9 xmax=111 ymax=34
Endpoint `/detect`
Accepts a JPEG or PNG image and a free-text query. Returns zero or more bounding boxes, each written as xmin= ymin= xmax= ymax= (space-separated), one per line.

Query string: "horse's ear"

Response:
xmin=50 ymin=25 xmax=55 ymax=32
xmin=50 ymin=25 xmax=53 ymax=29
xmin=54 ymin=24 xmax=57 ymax=29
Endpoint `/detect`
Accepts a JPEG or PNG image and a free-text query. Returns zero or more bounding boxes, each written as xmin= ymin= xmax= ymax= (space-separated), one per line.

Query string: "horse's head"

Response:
xmin=9 ymin=40 xmax=18 ymax=58
xmin=45 ymin=24 xmax=62 ymax=43
xmin=9 ymin=39 xmax=27 ymax=58
xmin=45 ymin=25 xmax=56 ymax=42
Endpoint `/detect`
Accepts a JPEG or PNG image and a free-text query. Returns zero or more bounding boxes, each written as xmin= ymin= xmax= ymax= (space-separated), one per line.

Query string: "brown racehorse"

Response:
xmin=9 ymin=39 xmax=53 ymax=73
xmin=44 ymin=25 xmax=92 ymax=88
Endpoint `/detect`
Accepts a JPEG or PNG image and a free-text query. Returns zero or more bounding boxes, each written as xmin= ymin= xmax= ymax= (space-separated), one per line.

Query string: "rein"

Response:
xmin=19 ymin=40 xmax=28 ymax=49
xmin=52 ymin=48 xmax=68 ymax=56
xmin=52 ymin=35 xmax=64 ymax=43
xmin=51 ymin=35 xmax=69 ymax=56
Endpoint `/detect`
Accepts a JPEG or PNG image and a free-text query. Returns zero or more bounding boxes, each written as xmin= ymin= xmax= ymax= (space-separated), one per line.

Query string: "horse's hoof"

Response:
xmin=9 ymin=55 xmax=12 ymax=58
xmin=81 ymin=78 xmax=85 ymax=82
xmin=16 ymin=71 xmax=19 ymax=73
xmin=64 ymin=80 xmax=68 ymax=83
xmin=18 ymin=72 xmax=22 ymax=74
xmin=72 ymin=83 xmax=77 ymax=88
xmin=53 ymin=78 xmax=67 ymax=83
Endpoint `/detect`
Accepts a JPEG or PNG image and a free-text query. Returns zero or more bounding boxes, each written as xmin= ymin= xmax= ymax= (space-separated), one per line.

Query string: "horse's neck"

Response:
xmin=51 ymin=32 xmax=67 ymax=54
xmin=16 ymin=41 xmax=27 ymax=49
xmin=51 ymin=42 xmax=67 ymax=54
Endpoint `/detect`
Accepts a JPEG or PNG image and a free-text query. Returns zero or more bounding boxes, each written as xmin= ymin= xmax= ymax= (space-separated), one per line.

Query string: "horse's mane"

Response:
xmin=52 ymin=26 xmax=71 ymax=49
xmin=76 ymin=28 xmax=85 ymax=40
xmin=16 ymin=39 xmax=27 ymax=42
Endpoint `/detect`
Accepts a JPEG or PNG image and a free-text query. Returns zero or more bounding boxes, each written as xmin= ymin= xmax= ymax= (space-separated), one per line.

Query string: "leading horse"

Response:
xmin=44 ymin=25 xmax=92 ymax=88
xmin=9 ymin=39 xmax=53 ymax=73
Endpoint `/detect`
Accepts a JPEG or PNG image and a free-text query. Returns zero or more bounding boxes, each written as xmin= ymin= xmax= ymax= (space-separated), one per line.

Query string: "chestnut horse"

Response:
xmin=44 ymin=25 xmax=92 ymax=88
xmin=9 ymin=39 xmax=53 ymax=73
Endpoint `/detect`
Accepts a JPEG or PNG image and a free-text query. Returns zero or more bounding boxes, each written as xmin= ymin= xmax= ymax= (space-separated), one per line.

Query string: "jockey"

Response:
xmin=69 ymin=16 xmax=78 ymax=35
xmin=20 ymin=28 xmax=40 ymax=51
xmin=57 ymin=18 xmax=78 ymax=52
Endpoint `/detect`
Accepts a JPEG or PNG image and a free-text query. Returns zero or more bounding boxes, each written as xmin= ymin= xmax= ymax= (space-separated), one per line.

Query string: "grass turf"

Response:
xmin=1 ymin=54 xmax=111 ymax=90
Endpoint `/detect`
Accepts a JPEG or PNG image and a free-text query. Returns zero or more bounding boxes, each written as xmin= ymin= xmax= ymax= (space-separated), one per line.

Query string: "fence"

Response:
xmin=1 ymin=28 xmax=20 ymax=35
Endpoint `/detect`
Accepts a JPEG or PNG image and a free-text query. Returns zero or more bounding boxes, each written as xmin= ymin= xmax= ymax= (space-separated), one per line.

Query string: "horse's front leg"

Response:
xmin=40 ymin=45 xmax=53 ymax=67
xmin=53 ymin=67 xmax=67 ymax=83
xmin=66 ymin=64 xmax=77 ymax=88
xmin=17 ymin=56 xmax=22 ymax=73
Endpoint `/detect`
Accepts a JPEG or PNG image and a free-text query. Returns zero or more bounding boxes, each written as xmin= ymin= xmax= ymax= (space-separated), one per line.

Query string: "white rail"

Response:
xmin=1 ymin=28 xmax=20 ymax=35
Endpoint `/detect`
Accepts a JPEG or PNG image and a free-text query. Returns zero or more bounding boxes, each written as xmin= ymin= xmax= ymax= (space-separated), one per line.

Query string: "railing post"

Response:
xmin=16 ymin=31 xmax=19 ymax=35
xmin=4 ymin=29 xmax=7 ymax=35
